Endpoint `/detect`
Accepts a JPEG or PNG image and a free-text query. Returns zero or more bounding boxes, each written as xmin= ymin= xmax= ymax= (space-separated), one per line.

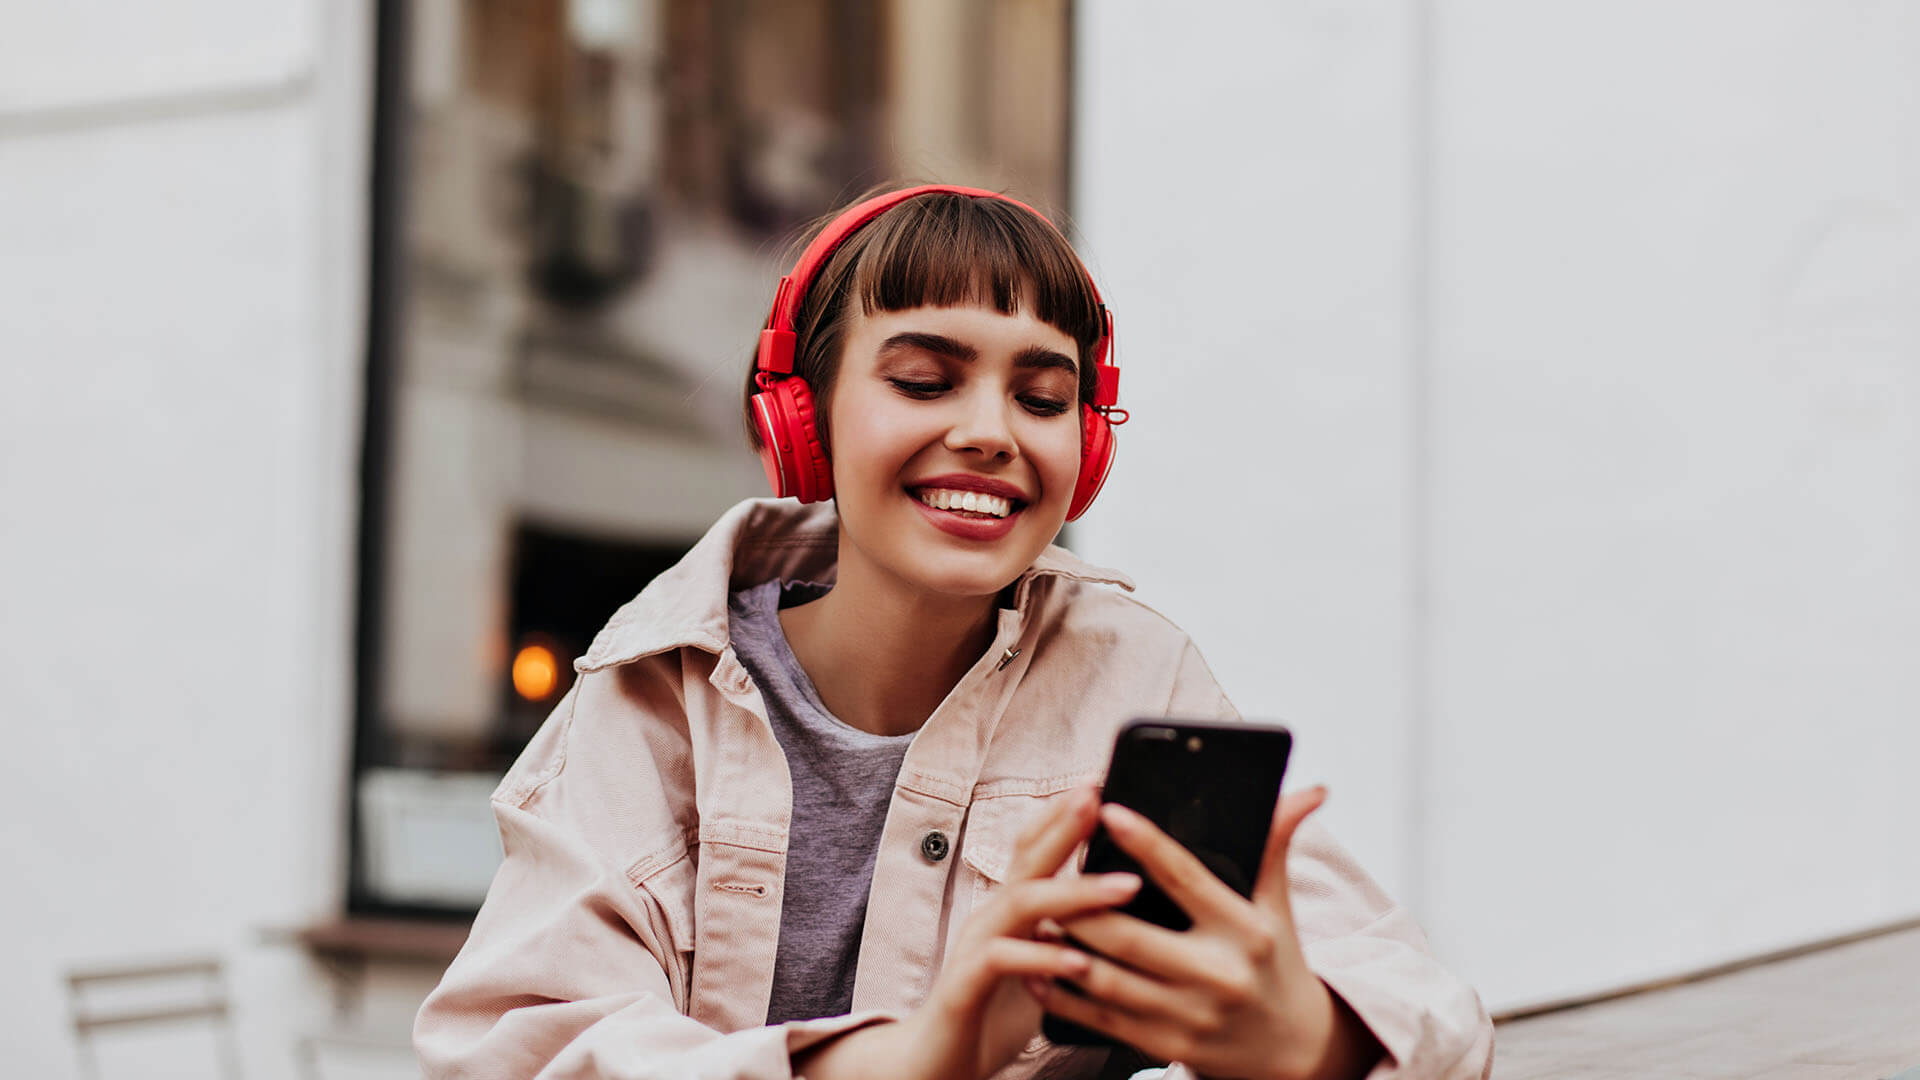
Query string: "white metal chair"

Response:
xmin=66 ymin=954 xmax=244 ymax=1080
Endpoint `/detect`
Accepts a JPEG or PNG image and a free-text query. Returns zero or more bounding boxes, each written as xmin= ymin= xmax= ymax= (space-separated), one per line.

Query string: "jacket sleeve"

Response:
xmin=1162 ymin=642 xmax=1496 ymax=1080
xmin=412 ymin=681 xmax=894 ymax=1080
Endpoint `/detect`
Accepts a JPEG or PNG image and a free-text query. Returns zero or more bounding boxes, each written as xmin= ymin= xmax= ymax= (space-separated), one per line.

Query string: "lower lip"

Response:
xmin=909 ymin=492 xmax=1023 ymax=541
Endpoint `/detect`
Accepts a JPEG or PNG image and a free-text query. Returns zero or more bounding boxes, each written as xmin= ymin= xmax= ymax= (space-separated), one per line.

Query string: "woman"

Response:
xmin=414 ymin=185 xmax=1494 ymax=1079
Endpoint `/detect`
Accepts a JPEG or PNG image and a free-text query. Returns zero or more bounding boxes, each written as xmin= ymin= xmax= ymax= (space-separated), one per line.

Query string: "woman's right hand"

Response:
xmin=796 ymin=787 xmax=1140 ymax=1080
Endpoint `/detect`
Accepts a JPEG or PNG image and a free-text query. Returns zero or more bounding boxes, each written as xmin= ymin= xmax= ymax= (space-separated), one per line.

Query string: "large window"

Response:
xmin=353 ymin=0 xmax=1074 ymax=916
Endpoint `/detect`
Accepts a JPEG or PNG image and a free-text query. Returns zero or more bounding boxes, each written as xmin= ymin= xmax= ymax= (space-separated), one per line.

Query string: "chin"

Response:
xmin=900 ymin=561 xmax=1026 ymax=600
xmin=891 ymin=524 xmax=1061 ymax=599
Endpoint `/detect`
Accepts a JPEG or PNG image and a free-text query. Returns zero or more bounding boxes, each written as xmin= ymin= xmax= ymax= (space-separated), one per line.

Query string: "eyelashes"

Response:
xmin=887 ymin=378 xmax=946 ymax=399
xmin=885 ymin=377 xmax=1072 ymax=417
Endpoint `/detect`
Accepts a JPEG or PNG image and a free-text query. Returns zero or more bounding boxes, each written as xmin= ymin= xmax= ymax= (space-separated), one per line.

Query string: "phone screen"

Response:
xmin=1084 ymin=719 xmax=1293 ymax=931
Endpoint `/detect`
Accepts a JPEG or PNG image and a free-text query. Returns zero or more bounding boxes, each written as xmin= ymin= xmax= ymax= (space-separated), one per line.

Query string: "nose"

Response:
xmin=943 ymin=385 xmax=1017 ymax=462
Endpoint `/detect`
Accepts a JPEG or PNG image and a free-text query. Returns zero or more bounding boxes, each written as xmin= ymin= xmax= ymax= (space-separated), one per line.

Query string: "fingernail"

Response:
xmin=1062 ymin=951 xmax=1092 ymax=975
xmin=1101 ymin=872 xmax=1141 ymax=896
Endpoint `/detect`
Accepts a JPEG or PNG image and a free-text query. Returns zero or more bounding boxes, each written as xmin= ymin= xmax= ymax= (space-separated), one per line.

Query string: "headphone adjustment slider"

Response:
xmin=1093 ymin=364 xmax=1120 ymax=409
xmin=757 ymin=328 xmax=797 ymax=374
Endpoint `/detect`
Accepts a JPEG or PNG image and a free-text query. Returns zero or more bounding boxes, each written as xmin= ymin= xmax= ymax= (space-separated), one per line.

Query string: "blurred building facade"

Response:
xmin=2 ymin=1 xmax=1917 ymax=1077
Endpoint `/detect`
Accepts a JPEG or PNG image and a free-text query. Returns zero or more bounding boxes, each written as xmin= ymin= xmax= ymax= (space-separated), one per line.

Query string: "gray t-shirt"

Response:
xmin=727 ymin=580 xmax=916 ymax=1024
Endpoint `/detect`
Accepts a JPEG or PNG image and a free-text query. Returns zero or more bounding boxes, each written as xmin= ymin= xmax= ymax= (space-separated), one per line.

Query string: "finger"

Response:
xmin=1024 ymin=975 xmax=1051 ymax=1002
xmin=1250 ymin=786 xmax=1328 ymax=914
xmin=1006 ymin=788 xmax=1100 ymax=883
xmin=1058 ymin=909 xmax=1221 ymax=986
xmin=1099 ymin=803 xmax=1262 ymax=934
xmin=952 ymin=938 xmax=1093 ymax=1004
xmin=980 ymin=872 xmax=1142 ymax=939
xmin=1035 ymin=979 xmax=1195 ymax=1064
xmin=1066 ymin=952 xmax=1220 ymax=1032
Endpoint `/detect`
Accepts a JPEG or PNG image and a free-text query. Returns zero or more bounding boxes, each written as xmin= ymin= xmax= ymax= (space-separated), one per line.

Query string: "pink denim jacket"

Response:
xmin=414 ymin=499 xmax=1494 ymax=1079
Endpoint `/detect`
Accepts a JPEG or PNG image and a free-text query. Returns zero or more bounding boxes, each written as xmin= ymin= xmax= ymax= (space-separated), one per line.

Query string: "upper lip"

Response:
xmin=908 ymin=473 xmax=1032 ymax=506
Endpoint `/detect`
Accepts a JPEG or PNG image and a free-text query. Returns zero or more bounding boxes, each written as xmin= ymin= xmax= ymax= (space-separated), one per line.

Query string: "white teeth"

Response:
xmin=915 ymin=488 xmax=1015 ymax=518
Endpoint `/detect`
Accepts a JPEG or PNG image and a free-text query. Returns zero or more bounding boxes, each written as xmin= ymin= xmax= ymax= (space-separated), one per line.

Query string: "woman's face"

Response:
xmin=826 ymin=301 xmax=1084 ymax=600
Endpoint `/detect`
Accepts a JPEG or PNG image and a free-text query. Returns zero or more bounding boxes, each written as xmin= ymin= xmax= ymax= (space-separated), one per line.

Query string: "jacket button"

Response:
xmin=920 ymin=831 xmax=950 ymax=863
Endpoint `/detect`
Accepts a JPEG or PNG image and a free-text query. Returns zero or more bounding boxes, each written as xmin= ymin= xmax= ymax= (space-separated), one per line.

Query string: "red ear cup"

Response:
xmin=782 ymin=378 xmax=833 ymax=503
xmin=750 ymin=376 xmax=834 ymax=504
xmin=1066 ymin=403 xmax=1115 ymax=522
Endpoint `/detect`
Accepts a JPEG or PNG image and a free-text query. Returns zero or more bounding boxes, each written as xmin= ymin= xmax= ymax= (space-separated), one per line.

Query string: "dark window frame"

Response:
xmin=348 ymin=0 xmax=425 ymax=919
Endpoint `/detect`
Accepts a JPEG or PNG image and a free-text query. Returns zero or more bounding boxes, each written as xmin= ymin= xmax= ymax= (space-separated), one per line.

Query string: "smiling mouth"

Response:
xmin=910 ymin=486 xmax=1025 ymax=519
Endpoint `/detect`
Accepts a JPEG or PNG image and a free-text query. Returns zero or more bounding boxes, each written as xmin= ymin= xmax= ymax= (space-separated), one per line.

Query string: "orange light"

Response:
xmin=512 ymin=642 xmax=560 ymax=701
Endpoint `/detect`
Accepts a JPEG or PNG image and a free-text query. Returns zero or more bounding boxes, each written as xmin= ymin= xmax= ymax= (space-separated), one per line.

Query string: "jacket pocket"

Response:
xmin=958 ymin=776 xmax=1100 ymax=886
xmin=952 ymin=786 xmax=1091 ymax=932
xmin=959 ymin=794 xmax=1040 ymax=887
xmin=627 ymin=839 xmax=697 ymax=1014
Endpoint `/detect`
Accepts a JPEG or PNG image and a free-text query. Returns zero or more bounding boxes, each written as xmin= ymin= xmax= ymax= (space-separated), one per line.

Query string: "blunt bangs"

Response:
xmin=848 ymin=194 xmax=1104 ymax=382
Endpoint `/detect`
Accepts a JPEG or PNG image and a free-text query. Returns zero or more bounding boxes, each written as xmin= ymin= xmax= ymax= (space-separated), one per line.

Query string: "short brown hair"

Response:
xmin=742 ymin=185 xmax=1104 ymax=454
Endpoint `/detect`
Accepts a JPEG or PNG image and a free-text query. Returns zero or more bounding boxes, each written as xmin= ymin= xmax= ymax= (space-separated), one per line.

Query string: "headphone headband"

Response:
xmin=755 ymin=184 xmax=1116 ymax=407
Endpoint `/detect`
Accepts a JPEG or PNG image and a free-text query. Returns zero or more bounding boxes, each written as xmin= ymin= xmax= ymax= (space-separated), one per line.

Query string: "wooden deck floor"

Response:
xmin=1492 ymin=923 xmax=1920 ymax=1079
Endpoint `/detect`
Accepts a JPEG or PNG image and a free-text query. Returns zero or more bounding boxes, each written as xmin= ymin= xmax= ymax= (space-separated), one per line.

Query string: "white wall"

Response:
xmin=0 ymin=1 xmax=377 ymax=1075
xmin=1074 ymin=0 xmax=1920 ymax=1012
xmin=1072 ymin=0 xmax=1425 ymax=907
xmin=1421 ymin=1 xmax=1920 ymax=1009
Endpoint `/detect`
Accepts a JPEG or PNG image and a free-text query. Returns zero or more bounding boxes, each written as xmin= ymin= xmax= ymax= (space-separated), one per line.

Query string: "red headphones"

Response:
xmin=749 ymin=184 xmax=1123 ymax=522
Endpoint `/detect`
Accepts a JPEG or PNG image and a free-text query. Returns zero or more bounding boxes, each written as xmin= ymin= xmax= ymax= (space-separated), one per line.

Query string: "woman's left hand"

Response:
xmin=1033 ymin=787 xmax=1384 ymax=1080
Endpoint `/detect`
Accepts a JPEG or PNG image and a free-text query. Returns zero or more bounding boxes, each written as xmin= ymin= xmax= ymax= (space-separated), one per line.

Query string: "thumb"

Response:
xmin=1250 ymin=785 xmax=1328 ymax=914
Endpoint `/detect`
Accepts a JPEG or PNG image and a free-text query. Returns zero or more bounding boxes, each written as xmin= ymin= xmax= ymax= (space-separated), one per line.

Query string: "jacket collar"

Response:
xmin=576 ymin=498 xmax=1133 ymax=672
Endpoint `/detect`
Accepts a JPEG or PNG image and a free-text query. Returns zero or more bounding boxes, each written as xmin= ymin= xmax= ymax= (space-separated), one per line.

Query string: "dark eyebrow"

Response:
xmin=877 ymin=332 xmax=977 ymax=363
xmin=1013 ymin=345 xmax=1078 ymax=376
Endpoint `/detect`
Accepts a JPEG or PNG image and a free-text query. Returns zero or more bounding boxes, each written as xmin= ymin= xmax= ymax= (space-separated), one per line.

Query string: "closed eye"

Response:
xmin=887 ymin=377 xmax=948 ymax=398
xmin=1021 ymin=395 xmax=1072 ymax=417
xmin=888 ymin=377 xmax=1072 ymax=417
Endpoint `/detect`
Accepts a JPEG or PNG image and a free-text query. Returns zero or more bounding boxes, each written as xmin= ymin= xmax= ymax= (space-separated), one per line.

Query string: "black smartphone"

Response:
xmin=1042 ymin=718 xmax=1294 ymax=1048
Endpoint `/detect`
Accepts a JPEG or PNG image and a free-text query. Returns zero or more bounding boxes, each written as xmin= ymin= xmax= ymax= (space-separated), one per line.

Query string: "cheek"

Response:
xmin=1031 ymin=418 xmax=1085 ymax=500
xmin=827 ymin=393 xmax=917 ymax=482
